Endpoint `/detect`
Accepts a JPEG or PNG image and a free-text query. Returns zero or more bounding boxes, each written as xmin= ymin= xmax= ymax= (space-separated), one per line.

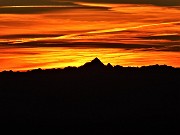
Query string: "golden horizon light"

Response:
xmin=0 ymin=1 xmax=180 ymax=71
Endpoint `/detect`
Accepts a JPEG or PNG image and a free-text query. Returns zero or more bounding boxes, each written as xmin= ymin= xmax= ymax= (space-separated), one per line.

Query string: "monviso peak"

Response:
xmin=81 ymin=57 xmax=105 ymax=69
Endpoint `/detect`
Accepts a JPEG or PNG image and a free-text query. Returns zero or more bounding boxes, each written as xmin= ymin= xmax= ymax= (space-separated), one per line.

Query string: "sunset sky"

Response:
xmin=0 ymin=0 xmax=180 ymax=71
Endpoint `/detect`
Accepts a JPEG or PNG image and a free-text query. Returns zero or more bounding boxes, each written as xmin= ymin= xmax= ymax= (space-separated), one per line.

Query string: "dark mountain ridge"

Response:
xmin=1 ymin=57 xmax=178 ymax=74
xmin=0 ymin=58 xmax=179 ymax=134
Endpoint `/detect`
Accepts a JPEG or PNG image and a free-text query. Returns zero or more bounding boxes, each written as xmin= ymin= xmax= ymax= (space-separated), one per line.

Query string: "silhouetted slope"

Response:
xmin=0 ymin=58 xmax=179 ymax=134
xmin=80 ymin=57 xmax=105 ymax=69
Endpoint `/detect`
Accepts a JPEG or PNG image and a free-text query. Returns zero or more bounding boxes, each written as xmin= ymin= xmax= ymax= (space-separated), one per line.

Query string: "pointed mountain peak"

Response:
xmin=81 ymin=57 xmax=105 ymax=69
xmin=107 ymin=63 xmax=113 ymax=68
xmin=91 ymin=57 xmax=103 ymax=64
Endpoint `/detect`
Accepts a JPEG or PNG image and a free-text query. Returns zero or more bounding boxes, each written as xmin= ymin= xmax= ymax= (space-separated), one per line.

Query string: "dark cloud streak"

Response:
xmin=1 ymin=41 xmax=179 ymax=52
xmin=1 ymin=0 xmax=179 ymax=6
xmin=0 ymin=34 xmax=64 ymax=39
xmin=1 ymin=41 xmax=165 ymax=49
xmin=0 ymin=0 xmax=70 ymax=6
xmin=0 ymin=0 xmax=81 ymax=14
xmin=0 ymin=3 xmax=108 ymax=14
xmin=0 ymin=7 xmax=70 ymax=14
xmin=138 ymin=35 xmax=180 ymax=41
xmin=72 ymin=0 xmax=180 ymax=6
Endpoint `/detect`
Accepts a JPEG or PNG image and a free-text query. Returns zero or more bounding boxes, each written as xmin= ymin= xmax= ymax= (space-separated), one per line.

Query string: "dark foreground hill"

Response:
xmin=0 ymin=58 xmax=179 ymax=134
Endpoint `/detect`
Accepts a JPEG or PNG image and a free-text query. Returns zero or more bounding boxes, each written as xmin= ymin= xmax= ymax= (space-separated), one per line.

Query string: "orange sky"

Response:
xmin=0 ymin=2 xmax=180 ymax=71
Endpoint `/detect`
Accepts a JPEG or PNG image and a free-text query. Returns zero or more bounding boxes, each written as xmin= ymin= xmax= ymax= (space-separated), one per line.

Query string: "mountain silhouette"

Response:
xmin=80 ymin=57 xmax=105 ymax=69
xmin=0 ymin=57 xmax=179 ymax=134
xmin=106 ymin=63 xmax=113 ymax=69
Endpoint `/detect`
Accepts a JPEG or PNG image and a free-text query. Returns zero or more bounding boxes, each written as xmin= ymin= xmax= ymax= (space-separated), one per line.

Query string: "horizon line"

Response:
xmin=1 ymin=57 xmax=179 ymax=72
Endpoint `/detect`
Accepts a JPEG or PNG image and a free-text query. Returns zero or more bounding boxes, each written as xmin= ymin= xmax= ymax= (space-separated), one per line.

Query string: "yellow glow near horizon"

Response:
xmin=0 ymin=47 xmax=179 ymax=71
xmin=0 ymin=3 xmax=180 ymax=71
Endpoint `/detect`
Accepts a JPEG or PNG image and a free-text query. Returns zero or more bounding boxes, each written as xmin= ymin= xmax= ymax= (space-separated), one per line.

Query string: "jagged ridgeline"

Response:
xmin=0 ymin=58 xmax=179 ymax=133
xmin=1 ymin=57 xmax=178 ymax=73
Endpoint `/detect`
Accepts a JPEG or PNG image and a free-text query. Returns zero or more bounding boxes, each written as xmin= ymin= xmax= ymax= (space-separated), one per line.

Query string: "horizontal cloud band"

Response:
xmin=71 ymin=0 xmax=180 ymax=6
xmin=0 ymin=0 xmax=179 ymax=6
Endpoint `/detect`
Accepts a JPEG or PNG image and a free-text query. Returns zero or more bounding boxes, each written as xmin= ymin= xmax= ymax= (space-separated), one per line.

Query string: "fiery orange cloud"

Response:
xmin=0 ymin=3 xmax=180 ymax=71
xmin=0 ymin=47 xmax=179 ymax=71
xmin=1 ymin=4 xmax=179 ymax=44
